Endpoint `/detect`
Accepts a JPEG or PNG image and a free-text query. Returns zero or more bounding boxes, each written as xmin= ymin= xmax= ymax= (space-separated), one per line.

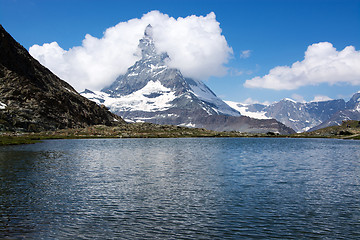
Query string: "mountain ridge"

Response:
xmin=0 ymin=24 xmax=124 ymax=131
xmin=227 ymin=92 xmax=360 ymax=132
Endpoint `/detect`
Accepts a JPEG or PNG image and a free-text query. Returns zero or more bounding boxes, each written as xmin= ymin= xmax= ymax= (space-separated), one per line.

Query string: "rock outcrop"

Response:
xmin=0 ymin=24 xmax=124 ymax=132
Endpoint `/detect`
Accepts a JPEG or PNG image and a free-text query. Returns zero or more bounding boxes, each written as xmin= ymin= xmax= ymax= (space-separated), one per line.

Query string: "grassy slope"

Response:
xmin=0 ymin=122 xmax=257 ymax=145
xmin=293 ymin=120 xmax=360 ymax=140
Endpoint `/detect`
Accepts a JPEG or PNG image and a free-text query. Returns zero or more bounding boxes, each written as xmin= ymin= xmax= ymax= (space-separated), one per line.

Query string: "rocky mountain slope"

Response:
xmin=294 ymin=120 xmax=360 ymax=139
xmin=227 ymin=92 xmax=360 ymax=133
xmin=0 ymin=24 xmax=124 ymax=132
xmin=82 ymin=25 xmax=294 ymax=134
xmin=309 ymin=92 xmax=360 ymax=131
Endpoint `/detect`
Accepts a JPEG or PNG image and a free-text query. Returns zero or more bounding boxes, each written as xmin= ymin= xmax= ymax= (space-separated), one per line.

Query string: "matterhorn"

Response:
xmin=82 ymin=25 xmax=294 ymax=134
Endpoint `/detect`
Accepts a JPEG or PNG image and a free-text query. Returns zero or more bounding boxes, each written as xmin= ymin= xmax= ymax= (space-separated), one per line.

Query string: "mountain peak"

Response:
xmin=144 ymin=24 xmax=153 ymax=38
xmin=82 ymin=24 xmax=294 ymax=134
xmin=139 ymin=24 xmax=158 ymax=59
xmin=346 ymin=91 xmax=360 ymax=109
xmin=282 ymin=98 xmax=297 ymax=103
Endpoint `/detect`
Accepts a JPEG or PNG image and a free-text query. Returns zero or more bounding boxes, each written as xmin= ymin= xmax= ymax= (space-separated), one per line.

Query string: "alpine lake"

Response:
xmin=1 ymin=137 xmax=359 ymax=239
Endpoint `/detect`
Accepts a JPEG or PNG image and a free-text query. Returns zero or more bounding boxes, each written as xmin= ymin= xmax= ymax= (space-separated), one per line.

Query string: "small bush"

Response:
xmin=338 ymin=130 xmax=352 ymax=136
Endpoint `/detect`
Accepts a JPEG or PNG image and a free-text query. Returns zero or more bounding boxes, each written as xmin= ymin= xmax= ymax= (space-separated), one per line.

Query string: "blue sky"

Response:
xmin=1 ymin=0 xmax=360 ymax=103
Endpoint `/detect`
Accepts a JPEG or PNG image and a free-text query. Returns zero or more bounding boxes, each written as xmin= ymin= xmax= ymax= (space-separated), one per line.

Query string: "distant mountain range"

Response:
xmin=2 ymin=23 xmax=356 ymax=135
xmin=0 ymin=24 xmax=123 ymax=132
xmin=226 ymin=92 xmax=360 ymax=132
xmin=82 ymin=25 xmax=294 ymax=134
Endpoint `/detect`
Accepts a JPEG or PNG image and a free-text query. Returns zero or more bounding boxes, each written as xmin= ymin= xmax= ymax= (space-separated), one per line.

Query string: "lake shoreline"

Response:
xmin=1 ymin=121 xmax=359 ymax=146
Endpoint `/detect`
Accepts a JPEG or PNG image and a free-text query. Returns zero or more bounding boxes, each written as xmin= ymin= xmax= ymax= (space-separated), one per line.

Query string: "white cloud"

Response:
xmin=242 ymin=97 xmax=270 ymax=105
xmin=244 ymin=42 xmax=360 ymax=90
xmin=229 ymin=68 xmax=253 ymax=76
xmin=240 ymin=50 xmax=251 ymax=59
xmin=29 ymin=11 xmax=232 ymax=91
xmin=243 ymin=97 xmax=258 ymax=104
xmin=311 ymin=95 xmax=333 ymax=102
xmin=291 ymin=93 xmax=305 ymax=103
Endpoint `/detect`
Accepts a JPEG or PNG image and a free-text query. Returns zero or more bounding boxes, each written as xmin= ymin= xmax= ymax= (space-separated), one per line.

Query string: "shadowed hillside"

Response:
xmin=0 ymin=24 xmax=124 ymax=132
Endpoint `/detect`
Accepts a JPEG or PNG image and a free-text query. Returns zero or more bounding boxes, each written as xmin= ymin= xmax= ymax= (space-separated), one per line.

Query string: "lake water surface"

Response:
xmin=1 ymin=138 xmax=359 ymax=239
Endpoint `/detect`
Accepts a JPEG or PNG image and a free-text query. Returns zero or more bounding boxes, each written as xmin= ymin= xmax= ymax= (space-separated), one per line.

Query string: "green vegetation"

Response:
xmin=0 ymin=135 xmax=42 ymax=145
xmin=292 ymin=120 xmax=360 ymax=140
xmin=0 ymin=123 xmax=246 ymax=146
xmin=1 ymin=120 xmax=359 ymax=146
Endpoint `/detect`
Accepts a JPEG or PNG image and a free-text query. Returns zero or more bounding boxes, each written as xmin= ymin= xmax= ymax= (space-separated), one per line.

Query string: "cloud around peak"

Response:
xmin=244 ymin=42 xmax=360 ymax=90
xmin=29 ymin=11 xmax=232 ymax=91
xmin=311 ymin=95 xmax=333 ymax=102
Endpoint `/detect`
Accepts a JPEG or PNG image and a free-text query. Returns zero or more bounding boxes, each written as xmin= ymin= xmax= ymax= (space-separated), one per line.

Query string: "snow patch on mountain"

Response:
xmin=289 ymin=118 xmax=300 ymax=122
xmin=179 ymin=122 xmax=197 ymax=128
xmin=283 ymin=98 xmax=297 ymax=103
xmin=225 ymin=101 xmax=270 ymax=119
xmin=82 ymin=81 xmax=176 ymax=112
xmin=189 ymin=80 xmax=240 ymax=116
xmin=0 ymin=102 xmax=6 ymax=110
xmin=63 ymin=87 xmax=78 ymax=95
xmin=302 ymin=126 xmax=311 ymax=132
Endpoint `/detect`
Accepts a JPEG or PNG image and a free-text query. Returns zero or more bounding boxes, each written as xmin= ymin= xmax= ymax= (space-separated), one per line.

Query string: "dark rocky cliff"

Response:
xmin=0 ymin=24 xmax=124 ymax=131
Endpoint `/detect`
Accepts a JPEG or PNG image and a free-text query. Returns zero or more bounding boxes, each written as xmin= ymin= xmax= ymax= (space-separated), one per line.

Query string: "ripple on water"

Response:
xmin=0 ymin=138 xmax=359 ymax=239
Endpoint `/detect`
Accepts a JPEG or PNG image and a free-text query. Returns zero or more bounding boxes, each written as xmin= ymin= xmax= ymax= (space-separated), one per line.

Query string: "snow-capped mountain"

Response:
xmin=227 ymin=92 xmax=360 ymax=133
xmin=310 ymin=92 xmax=360 ymax=131
xmin=83 ymin=25 xmax=239 ymax=123
xmin=226 ymin=101 xmax=271 ymax=120
xmin=346 ymin=91 xmax=360 ymax=110
xmin=81 ymin=25 xmax=295 ymax=134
